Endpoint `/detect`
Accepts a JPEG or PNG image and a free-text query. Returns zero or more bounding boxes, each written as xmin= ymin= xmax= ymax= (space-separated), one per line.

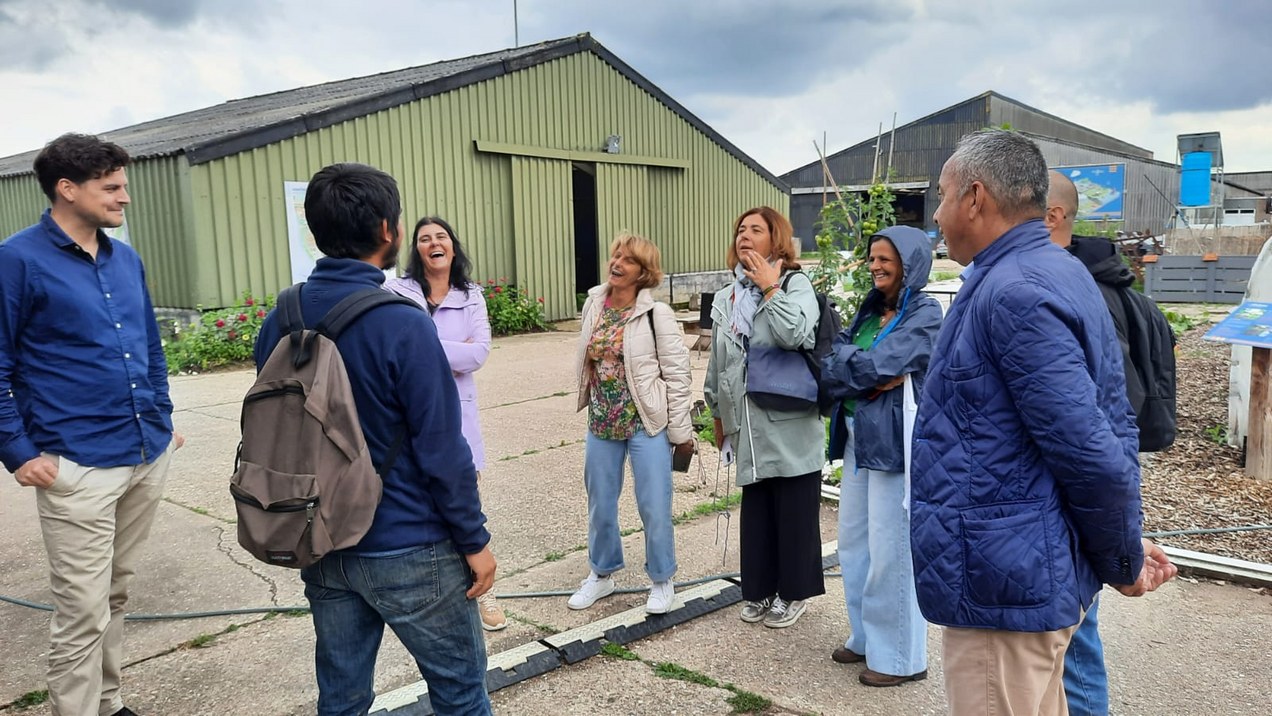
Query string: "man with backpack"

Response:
xmin=251 ymin=163 xmax=494 ymax=716
xmin=1045 ymin=169 xmax=1178 ymax=716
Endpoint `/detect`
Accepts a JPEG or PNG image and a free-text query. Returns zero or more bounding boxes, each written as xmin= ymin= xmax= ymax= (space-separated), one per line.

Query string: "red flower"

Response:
xmin=256 ymin=309 xmax=266 ymax=318
xmin=487 ymin=279 xmax=495 ymax=285
xmin=494 ymin=286 xmax=503 ymax=294
xmin=537 ymin=297 xmax=544 ymax=303
xmin=227 ymin=331 xmax=236 ymax=340
xmin=215 ymin=319 xmax=226 ymax=328
xmin=237 ymin=313 xmax=248 ymax=322
xmin=499 ymin=276 xmax=508 ymax=283
xmin=244 ymin=297 xmax=255 ymax=306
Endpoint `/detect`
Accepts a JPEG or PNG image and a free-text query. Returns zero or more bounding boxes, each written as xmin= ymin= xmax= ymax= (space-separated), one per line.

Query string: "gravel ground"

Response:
xmin=1142 ymin=326 xmax=1272 ymax=564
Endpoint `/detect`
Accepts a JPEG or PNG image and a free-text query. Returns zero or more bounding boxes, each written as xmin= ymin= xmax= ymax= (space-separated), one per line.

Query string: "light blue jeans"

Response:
xmin=584 ymin=429 xmax=677 ymax=582
xmin=838 ymin=425 xmax=928 ymax=677
xmin=300 ymin=542 xmax=491 ymax=716
xmin=1064 ymin=594 xmax=1108 ymax=716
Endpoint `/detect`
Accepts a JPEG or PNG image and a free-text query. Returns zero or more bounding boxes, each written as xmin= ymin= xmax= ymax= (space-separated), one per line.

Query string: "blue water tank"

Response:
xmin=1180 ymin=152 xmax=1211 ymax=206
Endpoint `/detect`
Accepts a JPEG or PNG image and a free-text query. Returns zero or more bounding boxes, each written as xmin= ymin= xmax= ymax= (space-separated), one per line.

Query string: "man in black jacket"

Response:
xmin=1044 ymin=170 xmax=1177 ymax=716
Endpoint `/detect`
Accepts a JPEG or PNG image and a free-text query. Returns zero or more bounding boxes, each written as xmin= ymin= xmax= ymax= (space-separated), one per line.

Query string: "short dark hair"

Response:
xmin=403 ymin=216 xmax=475 ymax=297
xmin=304 ymin=163 xmax=401 ymax=260
xmin=33 ymin=133 xmax=130 ymax=201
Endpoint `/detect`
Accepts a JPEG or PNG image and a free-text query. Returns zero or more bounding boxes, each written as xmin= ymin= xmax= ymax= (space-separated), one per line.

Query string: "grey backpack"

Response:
xmin=230 ymin=284 xmax=418 ymax=568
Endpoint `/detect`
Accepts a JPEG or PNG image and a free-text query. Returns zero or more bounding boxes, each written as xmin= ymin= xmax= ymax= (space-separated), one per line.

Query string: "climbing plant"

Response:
xmin=806 ymin=180 xmax=897 ymax=320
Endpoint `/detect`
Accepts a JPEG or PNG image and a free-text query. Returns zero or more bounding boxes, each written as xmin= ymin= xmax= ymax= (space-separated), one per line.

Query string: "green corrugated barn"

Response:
xmin=0 ymin=33 xmax=788 ymax=320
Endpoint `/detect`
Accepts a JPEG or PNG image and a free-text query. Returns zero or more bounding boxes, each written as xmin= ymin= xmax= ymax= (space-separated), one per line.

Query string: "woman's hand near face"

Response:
xmin=742 ymin=250 xmax=782 ymax=294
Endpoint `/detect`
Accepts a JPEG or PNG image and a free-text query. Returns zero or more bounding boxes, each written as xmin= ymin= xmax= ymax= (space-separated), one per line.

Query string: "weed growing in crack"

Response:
xmin=726 ymin=688 xmax=773 ymax=713
xmin=600 ymin=642 xmax=640 ymax=661
xmin=12 ymin=690 xmax=49 ymax=708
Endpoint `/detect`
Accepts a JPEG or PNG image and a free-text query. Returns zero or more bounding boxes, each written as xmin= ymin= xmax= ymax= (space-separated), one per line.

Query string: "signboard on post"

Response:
xmin=1203 ymin=301 xmax=1272 ymax=349
xmin=1205 ymin=301 xmax=1272 ymax=479
xmin=1052 ymin=164 xmax=1125 ymax=220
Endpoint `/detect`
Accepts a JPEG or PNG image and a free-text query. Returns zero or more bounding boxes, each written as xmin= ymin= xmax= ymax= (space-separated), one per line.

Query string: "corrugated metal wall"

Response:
xmin=123 ymin=156 xmax=196 ymax=307
xmin=1033 ymin=138 xmax=1180 ymax=234
xmin=782 ymin=94 xmax=1187 ymax=242
xmin=0 ymin=158 xmax=193 ymax=307
xmin=511 ymin=156 xmax=575 ymax=319
xmin=989 ymin=98 xmax=1153 ymax=158
xmin=184 ymin=50 xmax=787 ymax=316
xmin=0 ymin=174 xmax=48 ymax=238
xmin=596 ymin=162 xmax=652 ymax=272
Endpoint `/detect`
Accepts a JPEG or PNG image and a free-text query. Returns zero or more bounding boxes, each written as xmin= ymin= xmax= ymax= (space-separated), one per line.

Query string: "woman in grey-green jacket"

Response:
xmin=704 ymin=206 xmax=826 ymax=630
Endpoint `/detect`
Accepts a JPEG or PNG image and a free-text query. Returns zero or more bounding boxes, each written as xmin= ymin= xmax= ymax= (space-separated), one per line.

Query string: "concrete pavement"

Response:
xmin=2 ymin=327 xmax=1270 ymax=715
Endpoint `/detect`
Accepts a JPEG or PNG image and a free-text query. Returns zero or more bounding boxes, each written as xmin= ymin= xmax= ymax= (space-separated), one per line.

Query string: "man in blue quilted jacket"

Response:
xmin=911 ymin=129 xmax=1173 ymax=715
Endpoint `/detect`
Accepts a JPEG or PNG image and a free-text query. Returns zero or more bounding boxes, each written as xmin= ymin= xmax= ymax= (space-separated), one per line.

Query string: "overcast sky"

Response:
xmin=1 ymin=0 xmax=1267 ymax=175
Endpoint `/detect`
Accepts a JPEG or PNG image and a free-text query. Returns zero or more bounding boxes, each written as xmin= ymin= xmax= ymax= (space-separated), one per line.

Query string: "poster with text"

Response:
xmin=1203 ymin=301 xmax=1272 ymax=349
xmin=284 ymin=181 xmax=320 ymax=284
xmin=284 ymin=180 xmax=397 ymax=284
xmin=1053 ymin=164 xmax=1125 ymax=220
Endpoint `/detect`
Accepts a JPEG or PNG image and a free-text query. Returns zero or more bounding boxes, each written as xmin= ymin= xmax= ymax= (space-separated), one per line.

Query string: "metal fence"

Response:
xmin=1144 ymin=255 xmax=1256 ymax=304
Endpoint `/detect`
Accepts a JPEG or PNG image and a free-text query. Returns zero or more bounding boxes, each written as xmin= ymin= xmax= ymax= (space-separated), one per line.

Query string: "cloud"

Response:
xmin=0 ymin=0 xmax=1270 ymax=175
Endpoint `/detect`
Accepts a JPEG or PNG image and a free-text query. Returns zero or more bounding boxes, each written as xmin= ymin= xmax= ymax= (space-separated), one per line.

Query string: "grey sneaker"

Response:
xmin=739 ymin=595 xmax=775 ymax=623
xmin=763 ymin=597 xmax=807 ymax=628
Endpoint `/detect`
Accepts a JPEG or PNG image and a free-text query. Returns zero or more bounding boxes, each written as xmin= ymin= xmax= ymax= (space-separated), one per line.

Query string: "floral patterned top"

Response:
xmin=587 ymin=302 xmax=641 ymax=440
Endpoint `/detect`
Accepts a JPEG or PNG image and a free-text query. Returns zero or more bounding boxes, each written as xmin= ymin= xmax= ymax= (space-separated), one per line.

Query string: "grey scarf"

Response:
xmin=729 ymin=264 xmax=763 ymax=338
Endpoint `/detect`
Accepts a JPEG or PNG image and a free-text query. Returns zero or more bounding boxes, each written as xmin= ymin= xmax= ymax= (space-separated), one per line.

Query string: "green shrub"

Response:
xmin=1162 ymin=309 xmax=1197 ymax=336
xmin=163 ymin=293 xmax=274 ymax=374
xmin=482 ymin=278 xmax=549 ymax=336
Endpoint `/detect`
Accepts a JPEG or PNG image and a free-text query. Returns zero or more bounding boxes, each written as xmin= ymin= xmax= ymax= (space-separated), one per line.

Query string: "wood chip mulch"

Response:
xmin=1141 ymin=327 xmax=1272 ymax=565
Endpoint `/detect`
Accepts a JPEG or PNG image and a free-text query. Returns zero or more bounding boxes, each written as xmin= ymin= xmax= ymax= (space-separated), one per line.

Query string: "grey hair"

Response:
xmin=947 ymin=129 xmax=1048 ymax=220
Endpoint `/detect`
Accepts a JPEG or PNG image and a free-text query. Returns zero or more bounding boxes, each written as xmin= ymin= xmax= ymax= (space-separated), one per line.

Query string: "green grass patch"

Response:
xmin=12 ymin=689 xmax=50 ymax=708
xmin=185 ymin=633 xmax=217 ymax=649
xmin=282 ymin=609 xmax=310 ymax=618
xmin=726 ymin=688 xmax=773 ymax=713
xmin=672 ymin=492 xmax=742 ymax=525
xmin=507 ymin=613 xmax=560 ymax=635
xmin=600 ymin=642 xmax=641 ymax=661
xmin=653 ymin=661 xmax=720 ymax=688
xmin=929 ymin=270 xmax=960 ymax=282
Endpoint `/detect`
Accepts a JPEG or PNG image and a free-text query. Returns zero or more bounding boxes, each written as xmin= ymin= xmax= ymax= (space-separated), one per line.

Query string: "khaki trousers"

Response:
xmin=35 ymin=445 xmax=172 ymax=716
xmin=942 ymin=622 xmax=1078 ymax=716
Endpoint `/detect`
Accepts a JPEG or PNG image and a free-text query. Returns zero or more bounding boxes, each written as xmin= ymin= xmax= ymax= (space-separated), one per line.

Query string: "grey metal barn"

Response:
xmin=781 ymin=92 xmax=1186 ymax=249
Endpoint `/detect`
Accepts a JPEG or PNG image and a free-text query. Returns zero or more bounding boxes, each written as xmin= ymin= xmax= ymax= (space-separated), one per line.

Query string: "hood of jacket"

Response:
xmin=851 ymin=225 xmax=933 ymax=334
xmin=1068 ymin=235 xmax=1134 ymax=289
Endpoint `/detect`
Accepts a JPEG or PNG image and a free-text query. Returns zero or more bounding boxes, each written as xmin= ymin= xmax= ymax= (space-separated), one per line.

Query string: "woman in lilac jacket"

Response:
xmin=384 ymin=216 xmax=503 ymax=631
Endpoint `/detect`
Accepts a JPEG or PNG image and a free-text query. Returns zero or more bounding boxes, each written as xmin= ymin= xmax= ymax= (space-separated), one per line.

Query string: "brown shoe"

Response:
xmin=476 ymin=592 xmax=508 ymax=632
xmin=831 ymin=646 xmax=866 ymax=664
xmin=859 ymin=668 xmax=927 ymax=687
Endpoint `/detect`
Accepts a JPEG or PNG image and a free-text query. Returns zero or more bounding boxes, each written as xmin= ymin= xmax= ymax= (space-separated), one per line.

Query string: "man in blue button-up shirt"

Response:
xmin=0 ymin=133 xmax=182 ymax=716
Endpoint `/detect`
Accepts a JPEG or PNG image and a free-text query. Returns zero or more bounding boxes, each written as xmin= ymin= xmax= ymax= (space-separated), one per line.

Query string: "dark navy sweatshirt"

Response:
xmin=253 ymin=257 xmax=490 ymax=555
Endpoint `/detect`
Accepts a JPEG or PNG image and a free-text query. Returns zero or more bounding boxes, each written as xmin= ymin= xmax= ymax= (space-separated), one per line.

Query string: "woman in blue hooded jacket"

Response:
xmin=822 ymin=226 xmax=942 ymax=688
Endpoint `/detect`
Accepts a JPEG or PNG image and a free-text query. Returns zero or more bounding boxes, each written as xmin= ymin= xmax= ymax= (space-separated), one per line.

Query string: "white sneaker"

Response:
xmin=567 ymin=571 xmax=615 ymax=610
xmin=645 ymin=581 xmax=677 ymax=614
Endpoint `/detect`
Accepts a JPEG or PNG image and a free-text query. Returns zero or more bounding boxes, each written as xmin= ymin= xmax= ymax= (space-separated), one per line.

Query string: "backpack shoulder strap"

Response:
xmin=316 ymin=289 xmax=422 ymax=341
xmin=275 ymin=283 xmax=316 ymax=369
xmin=277 ymin=284 xmax=306 ymax=334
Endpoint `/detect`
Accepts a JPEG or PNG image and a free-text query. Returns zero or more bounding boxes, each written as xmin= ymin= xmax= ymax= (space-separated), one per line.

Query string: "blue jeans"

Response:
xmin=584 ymin=429 xmax=677 ymax=582
xmin=1064 ymin=595 xmax=1108 ymax=716
xmin=300 ymin=542 xmax=491 ymax=716
xmin=838 ymin=426 xmax=927 ymax=677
